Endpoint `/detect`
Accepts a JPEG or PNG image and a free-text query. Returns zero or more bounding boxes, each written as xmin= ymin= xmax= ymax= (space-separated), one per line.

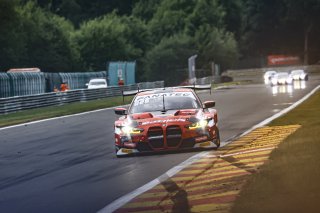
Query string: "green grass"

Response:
xmin=232 ymin=91 xmax=320 ymax=213
xmin=0 ymin=96 xmax=133 ymax=127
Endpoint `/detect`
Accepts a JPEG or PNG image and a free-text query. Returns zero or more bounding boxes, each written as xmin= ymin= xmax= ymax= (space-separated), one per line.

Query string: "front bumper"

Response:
xmin=116 ymin=140 xmax=218 ymax=156
xmin=115 ymin=122 xmax=220 ymax=156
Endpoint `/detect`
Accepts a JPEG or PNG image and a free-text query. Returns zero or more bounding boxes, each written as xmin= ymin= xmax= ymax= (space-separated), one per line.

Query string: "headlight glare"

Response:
xmin=187 ymin=119 xmax=208 ymax=129
xmin=121 ymin=126 xmax=144 ymax=134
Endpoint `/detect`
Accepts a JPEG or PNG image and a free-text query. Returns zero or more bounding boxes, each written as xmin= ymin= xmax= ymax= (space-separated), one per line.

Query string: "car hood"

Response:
xmin=121 ymin=109 xmax=203 ymax=127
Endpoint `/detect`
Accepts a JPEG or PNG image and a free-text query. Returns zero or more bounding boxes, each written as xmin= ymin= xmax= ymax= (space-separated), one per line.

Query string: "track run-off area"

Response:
xmin=1 ymin=75 xmax=319 ymax=213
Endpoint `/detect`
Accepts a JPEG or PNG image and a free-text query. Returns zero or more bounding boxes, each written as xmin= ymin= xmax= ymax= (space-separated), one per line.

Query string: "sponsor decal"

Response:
xmin=122 ymin=148 xmax=133 ymax=154
xmin=268 ymin=55 xmax=300 ymax=66
xmin=141 ymin=118 xmax=186 ymax=125
xmin=195 ymin=136 xmax=208 ymax=142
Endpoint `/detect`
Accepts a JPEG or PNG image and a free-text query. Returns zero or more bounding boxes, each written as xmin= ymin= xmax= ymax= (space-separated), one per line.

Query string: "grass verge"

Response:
xmin=0 ymin=96 xmax=133 ymax=128
xmin=232 ymin=91 xmax=320 ymax=212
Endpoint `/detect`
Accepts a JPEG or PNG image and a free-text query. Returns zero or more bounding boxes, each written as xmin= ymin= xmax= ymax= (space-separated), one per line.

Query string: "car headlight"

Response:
xmin=121 ymin=126 xmax=144 ymax=134
xmin=187 ymin=119 xmax=208 ymax=130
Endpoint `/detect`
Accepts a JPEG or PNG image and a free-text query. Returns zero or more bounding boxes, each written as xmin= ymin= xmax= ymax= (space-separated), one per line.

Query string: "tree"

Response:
xmin=132 ymin=0 xmax=161 ymax=22
xmin=240 ymin=0 xmax=285 ymax=55
xmin=0 ymin=0 xmax=25 ymax=71
xmin=186 ymin=0 xmax=225 ymax=36
xmin=218 ymin=0 xmax=244 ymax=40
xmin=148 ymin=0 xmax=196 ymax=43
xmin=195 ymin=25 xmax=238 ymax=70
xmin=144 ymin=34 xmax=196 ymax=86
xmin=35 ymin=0 xmax=139 ymax=26
xmin=17 ymin=1 xmax=82 ymax=72
xmin=283 ymin=0 xmax=320 ymax=64
xmin=74 ymin=13 xmax=149 ymax=71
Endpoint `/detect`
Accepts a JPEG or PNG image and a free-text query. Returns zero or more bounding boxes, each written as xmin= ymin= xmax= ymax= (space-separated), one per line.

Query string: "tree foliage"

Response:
xmin=0 ymin=0 xmax=25 ymax=70
xmin=74 ymin=13 xmax=150 ymax=71
xmin=1 ymin=0 xmax=320 ymax=82
xmin=144 ymin=34 xmax=195 ymax=86
xmin=0 ymin=0 xmax=81 ymax=72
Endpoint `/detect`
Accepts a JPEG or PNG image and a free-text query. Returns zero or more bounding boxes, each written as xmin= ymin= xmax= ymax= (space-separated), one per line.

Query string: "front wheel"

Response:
xmin=214 ymin=128 xmax=221 ymax=148
xmin=115 ymin=146 xmax=120 ymax=154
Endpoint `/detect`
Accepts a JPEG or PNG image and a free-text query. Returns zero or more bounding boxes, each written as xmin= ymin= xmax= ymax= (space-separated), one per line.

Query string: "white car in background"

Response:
xmin=271 ymin=72 xmax=293 ymax=86
xmin=86 ymin=78 xmax=108 ymax=89
xmin=263 ymin=70 xmax=277 ymax=84
xmin=290 ymin=69 xmax=308 ymax=81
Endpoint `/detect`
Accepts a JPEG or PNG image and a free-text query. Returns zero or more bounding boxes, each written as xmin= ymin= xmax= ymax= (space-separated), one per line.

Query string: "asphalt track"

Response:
xmin=0 ymin=75 xmax=319 ymax=213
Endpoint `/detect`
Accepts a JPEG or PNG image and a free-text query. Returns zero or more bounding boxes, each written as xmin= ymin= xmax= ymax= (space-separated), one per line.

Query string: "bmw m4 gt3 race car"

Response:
xmin=114 ymin=87 xmax=220 ymax=157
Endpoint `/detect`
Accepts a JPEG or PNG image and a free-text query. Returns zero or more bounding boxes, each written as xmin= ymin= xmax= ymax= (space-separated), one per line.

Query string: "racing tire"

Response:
xmin=214 ymin=128 xmax=221 ymax=148
xmin=115 ymin=146 xmax=120 ymax=154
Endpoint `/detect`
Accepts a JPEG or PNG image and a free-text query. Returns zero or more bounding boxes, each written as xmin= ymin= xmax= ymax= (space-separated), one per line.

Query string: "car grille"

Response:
xmin=166 ymin=125 xmax=182 ymax=147
xmin=147 ymin=126 xmax=164 ymax=148
xmin=180 ymin=138 xmax=195 ymax=148
xmin=136 ymin=142 xmax=152 ymax=152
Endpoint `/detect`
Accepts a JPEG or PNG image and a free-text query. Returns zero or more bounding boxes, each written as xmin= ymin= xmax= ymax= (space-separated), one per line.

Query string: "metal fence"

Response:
xmin=0 ymin=81 xmax=164 ymax=114
xmin=0 ymin=72 xmax=46 ymax=98
xmin=58 ymin=71 xmax=107 ymax=90
xmin=0 ymin=71 xmax=108 ymax=98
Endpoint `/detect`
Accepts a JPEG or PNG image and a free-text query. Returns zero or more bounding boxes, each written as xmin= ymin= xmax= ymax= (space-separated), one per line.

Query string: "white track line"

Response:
xmin=98 ymin=84 xmax=319 ymax=213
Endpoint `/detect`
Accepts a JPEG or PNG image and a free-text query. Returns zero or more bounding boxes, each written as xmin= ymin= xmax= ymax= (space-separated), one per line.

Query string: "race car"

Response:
xmin=263 ymin=70 xmax=277 ymax=84
xmin=114 ymin=87 xmax=220 ymax=156
xmin=290 ymin=69 xmax=308 ymax=81
xmin=271 ymin=72 xmax=293 ymax=86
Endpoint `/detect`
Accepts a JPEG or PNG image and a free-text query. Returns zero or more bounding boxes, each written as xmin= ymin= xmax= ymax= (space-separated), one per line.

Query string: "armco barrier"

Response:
xmin=0 ymin=81 xmax=164 ymax=114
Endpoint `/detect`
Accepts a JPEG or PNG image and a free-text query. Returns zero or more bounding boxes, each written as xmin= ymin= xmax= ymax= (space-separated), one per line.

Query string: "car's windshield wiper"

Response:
xmin=161 ymin=95 xmax=166 ymax=113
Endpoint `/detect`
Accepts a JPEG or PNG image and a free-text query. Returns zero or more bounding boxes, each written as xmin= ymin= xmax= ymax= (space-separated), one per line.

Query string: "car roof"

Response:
xmin=137 ymin=87 xmax=193 ymax=96
xmin=89 ymin=78 xmax=106 ymax=82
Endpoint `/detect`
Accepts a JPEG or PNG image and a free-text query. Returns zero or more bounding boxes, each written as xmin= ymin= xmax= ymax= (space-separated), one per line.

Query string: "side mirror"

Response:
xmin=203 ymin=101 xmax=215 ymax=109
xmin=115 ymin=108 xmax=127 ymax=115
xmin=85 ymin=83 xmax=89 ymax=86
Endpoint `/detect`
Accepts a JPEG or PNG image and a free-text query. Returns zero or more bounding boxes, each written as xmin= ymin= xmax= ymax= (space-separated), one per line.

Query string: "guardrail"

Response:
xmin=0 ymin=81 xmax=164 ymax=114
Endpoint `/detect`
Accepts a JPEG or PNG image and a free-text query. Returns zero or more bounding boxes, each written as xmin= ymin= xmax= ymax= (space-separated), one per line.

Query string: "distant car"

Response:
xmin=264 ymin=70 xmax=277 ymax=83
xmin=113 ymin=87 xmax=220 ymax=157
xmin=86 ymin=79 xmax=108 ymax=89
xmin=290 ymin=69 xmax=308 ymax=81
xmin=271 ymin=72 xmax=293 ymax=86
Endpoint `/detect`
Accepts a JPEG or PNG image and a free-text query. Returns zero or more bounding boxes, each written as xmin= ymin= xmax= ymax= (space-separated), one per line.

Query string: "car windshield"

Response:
xmin=90 ymin=81 xmax=106 ymax=85
xmin=265 ymin=71 xmax=276 ymax=75
xmin=277 ymin=73 xmax=288 ymax=78
xmin=130 ymin=91 xmax=201 ymax=113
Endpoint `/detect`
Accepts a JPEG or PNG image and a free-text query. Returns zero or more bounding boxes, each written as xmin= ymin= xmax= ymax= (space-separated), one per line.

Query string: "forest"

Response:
xmin=1 ymin=0 xmax=320 ymax=84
